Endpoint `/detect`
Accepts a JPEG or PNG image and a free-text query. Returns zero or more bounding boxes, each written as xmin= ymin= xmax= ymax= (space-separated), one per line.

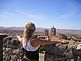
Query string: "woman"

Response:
xmin=17 ymin=22 xmax=65 ymax=61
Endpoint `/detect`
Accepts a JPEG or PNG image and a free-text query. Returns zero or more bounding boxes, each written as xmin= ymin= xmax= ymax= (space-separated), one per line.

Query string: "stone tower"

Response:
xmin=50 ymin=26 xmax=56 ymax=36
xmin=45 ymin=29 xmax=49 ymax=36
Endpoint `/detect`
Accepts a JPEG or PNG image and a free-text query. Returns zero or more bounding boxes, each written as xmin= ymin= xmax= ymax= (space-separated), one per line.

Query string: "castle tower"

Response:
xmin=50 ymin=26 xmax=56 ymax=36
xmin=45 ymin=29 xmax=49 ymax=36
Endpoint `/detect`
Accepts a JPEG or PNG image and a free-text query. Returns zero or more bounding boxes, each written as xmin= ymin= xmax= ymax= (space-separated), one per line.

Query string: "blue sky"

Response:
xmin=0 ymin=0 xmax=81 ymax=30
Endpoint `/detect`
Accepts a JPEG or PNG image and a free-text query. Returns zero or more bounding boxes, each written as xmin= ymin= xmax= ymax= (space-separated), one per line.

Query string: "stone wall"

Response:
xmin=3 ymin=35 xmax=29 ymax=61
xmin=44 ymin=41 xmax=81 ymax=61
xmin=0 ymin=34 xmax=8 ymax=61
xmin=1 ymin=34 xmax=81 ymax=61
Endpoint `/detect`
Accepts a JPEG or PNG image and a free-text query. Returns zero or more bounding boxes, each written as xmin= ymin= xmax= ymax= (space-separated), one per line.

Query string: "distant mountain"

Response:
xmin=5 ymin=27 xmax=24 ymax=31
xmin=0 ymin=26 xmax=6 ymax=30
xmin=0 ymin=26 xmax=81 ymax=35
xmin=0 ymin=26 xmax=24 ymax=31
xmin=57 ymin=29 xmax=81 ymax=35
xmin=36 ymin=27 xmax=47 ymax=32
xmin=0 ymin=26 xmax=46 ymax=32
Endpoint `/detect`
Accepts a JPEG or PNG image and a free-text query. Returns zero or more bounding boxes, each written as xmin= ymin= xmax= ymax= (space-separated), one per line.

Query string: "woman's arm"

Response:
xmin=30 ymin=37 xmax=64 ymax=47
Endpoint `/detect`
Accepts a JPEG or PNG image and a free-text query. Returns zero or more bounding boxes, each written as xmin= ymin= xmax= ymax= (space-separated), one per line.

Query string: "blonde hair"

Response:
xmin=23 ymin=22 xmax=36 ymax=43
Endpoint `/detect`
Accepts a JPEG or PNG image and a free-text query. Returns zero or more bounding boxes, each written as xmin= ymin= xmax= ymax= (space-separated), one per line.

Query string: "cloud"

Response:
xmin=54 ymin=11 xmax=75 ymax=21
xmin=15 ymin=10 xmax=45 ymax=20
xmin=0 ymin=10 xmax=45 ymax=22
xmin=0 ymin=12 xmax=12 ymax=18
xmin=28 ymin=14 xmax=44 ymax=20
xmin=15 ymin=10 xmax=28 ymax=17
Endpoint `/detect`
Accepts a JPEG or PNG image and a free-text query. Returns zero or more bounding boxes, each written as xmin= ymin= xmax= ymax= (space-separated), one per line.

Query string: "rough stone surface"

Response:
xmin=1 ymin=34 xmax=81 ymax=61
xmin=45 ymin=40 xmax=81 ymax=61
xmin=3 ymin=35 xmax=29 ymax=61
xmin=0 ymin=34 xmax=8 ymax=61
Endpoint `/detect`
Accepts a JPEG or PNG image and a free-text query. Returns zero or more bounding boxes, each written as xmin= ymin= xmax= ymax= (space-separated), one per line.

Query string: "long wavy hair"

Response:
xmin=23 ymin=22 xmax=36 ymax=43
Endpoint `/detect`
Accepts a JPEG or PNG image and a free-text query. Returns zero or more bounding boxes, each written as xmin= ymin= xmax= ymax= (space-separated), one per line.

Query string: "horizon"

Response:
xmin=0 ymin=0 xmax=81 ymax=30
xmin=0 ymin=26 xmax=81 ymax=31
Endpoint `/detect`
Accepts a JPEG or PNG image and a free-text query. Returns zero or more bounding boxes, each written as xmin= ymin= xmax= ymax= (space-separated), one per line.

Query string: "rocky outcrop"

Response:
xmin=45 ymin=43 xmax=69 ymax=61
xmin=44 ymin=41 xmax=81 ymax=61
xmin=1 ymin=34 xmax=81 ymax=61
xmin=0 ymin=34 xmax=8 ymax=61
xmin=3 ymin=36 xmax=29 ymax=61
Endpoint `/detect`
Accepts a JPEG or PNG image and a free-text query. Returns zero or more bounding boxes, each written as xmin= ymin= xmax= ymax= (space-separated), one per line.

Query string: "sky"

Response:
xmin=0 ymin=0 xmax=81 ymax=30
